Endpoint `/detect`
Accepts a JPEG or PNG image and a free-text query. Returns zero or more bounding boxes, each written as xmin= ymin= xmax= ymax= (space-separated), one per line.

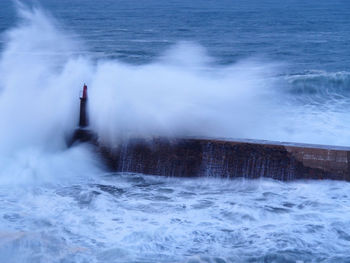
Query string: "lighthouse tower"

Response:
xmin=67 ymin=84 xmax=97 ymax=146
xmin=79 ymin=84 xmax=88 ymax=127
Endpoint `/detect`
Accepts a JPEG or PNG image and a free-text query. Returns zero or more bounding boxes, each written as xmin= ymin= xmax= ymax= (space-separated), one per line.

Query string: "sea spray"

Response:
xmin=88 ymin=53 xmax=278 ymax=146
xmin=0 ymin=6 xmax=90 ymax=152
xmin=1 ymin=4 xmax=350 ymax=186
xmin=0 ymin=5 xmax=279 ymax=148
xmin=0 ymin=5 xmax=96 ymax=185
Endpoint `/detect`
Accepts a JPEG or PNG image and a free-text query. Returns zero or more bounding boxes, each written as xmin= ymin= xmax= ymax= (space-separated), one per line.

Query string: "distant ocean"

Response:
xmin=2 ymin=0 xmax=350 ymax=69
xmin=0 ymin=1 xmax=350 ymax=262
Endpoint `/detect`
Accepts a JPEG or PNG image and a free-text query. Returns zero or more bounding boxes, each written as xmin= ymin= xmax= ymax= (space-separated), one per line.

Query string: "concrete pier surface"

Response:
xmin=96 ymin=137 xmax=350 ymax=181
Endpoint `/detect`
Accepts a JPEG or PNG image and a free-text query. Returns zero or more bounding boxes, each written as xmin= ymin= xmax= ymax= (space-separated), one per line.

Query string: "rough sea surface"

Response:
xmin=2 ymin=173 xmax=350 ymax=263
xmin=0 ymin=1 xmax=350 ymax=262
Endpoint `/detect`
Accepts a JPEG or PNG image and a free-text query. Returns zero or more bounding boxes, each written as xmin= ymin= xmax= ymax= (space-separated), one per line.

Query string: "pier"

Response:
xmin=72 ymin=84 xmax=350 ymax=181
xmin=97 ymin=137 xmax=350 ymax=181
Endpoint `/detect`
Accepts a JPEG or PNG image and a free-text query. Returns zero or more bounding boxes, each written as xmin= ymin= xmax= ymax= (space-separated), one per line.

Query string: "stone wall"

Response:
xmin=97 ymin=137 xmax=350 ymax=181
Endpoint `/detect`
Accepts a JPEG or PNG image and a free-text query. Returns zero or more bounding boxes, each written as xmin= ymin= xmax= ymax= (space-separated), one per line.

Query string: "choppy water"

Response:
xmin=1 ymin=1 xmax=350 ymax=262
xmin=2 ymin=172 xmax=350 ymax=263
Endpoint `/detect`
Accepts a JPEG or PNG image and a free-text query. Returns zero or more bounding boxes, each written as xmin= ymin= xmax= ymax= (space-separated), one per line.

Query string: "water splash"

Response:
xmin=0 ymin=4 xmax=350 ymax=185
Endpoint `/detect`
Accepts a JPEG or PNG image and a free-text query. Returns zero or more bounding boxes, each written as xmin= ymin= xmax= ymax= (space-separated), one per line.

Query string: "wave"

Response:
xmin=0 ymin=4 xmax=281 ymax=149
xmin=0 ymin=4 xmax=350 ymax=185
xmin=285 ymin=70 xmax=350 ymax=99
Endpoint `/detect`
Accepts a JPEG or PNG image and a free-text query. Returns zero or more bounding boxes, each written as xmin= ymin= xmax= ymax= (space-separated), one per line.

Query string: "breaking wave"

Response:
xmin=1 ymin=5 xmax=350 ymax=151
xmin=0 ymin=5 xmax=279 ymax=149
xmin=285 ymin=70 xmax=350 ymax=103
xmin=0 ymin=5 xmax=350 ymax=182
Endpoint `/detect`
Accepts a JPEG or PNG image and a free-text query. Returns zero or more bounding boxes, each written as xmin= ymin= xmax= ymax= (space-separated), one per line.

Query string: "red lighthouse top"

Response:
xmin=82 ymin=84 xmax=88 ymax=99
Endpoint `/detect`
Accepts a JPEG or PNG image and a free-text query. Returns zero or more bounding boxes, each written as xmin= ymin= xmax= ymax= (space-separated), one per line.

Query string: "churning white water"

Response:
xmin=0 ymin=5 xmax=350 ymax=263
xmin=1 ymin=174 xmax=350 ymax=263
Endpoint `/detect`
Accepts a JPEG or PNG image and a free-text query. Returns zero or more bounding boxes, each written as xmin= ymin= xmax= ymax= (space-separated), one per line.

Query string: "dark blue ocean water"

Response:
xmin=1 ymin=0 xmax=350 ymax=70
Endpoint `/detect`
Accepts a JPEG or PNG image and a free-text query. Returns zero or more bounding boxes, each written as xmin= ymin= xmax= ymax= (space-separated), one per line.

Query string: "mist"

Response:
xmin=0 ymin=4 xmax=349 ymax=184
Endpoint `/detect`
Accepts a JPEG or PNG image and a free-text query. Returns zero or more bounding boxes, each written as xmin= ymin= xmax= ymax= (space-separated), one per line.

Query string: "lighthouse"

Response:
xmin=67 ymin=84 xmax=97 ymax=146
xmin=79 ymin=84 xmax=88 ymax=127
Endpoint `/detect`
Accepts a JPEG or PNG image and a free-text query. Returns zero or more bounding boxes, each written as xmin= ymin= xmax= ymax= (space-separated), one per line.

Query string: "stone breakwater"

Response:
xmin=96 ymin=137 xmax=350 ymax=181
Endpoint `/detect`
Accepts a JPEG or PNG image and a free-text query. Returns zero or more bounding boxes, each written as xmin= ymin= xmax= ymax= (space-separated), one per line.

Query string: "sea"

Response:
xmin=0 ymin=0 xmax=350 ymax=262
